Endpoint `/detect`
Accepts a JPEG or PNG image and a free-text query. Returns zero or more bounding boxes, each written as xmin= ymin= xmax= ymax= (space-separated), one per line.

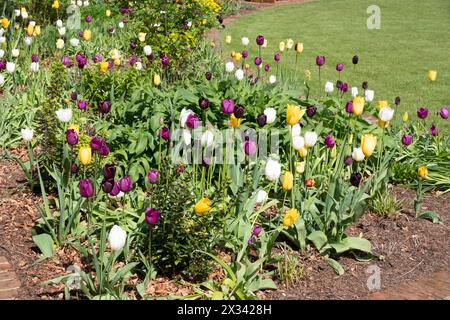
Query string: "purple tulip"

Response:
xmin=254 ymin=56 xmax=262 ymax=66
xmin=77 ymin=100 xmax=87 ymax=110
xmin=198 ymin=97 xmax=209 ymax=110
xmin=99 ymin=143 xmax=110 ymax=156
xmin=429 ymin=123 xmax=438 ymax=136
xmin=336 ymin=63 xmax=343 ymax=72
xmin=129 ymin=56 xmax=137 ymax=66
xmin=439 ymin=106 xmax=449 ymax=119
xmin=98 ymin=100 xmax=112 ymax=114
xmin=244 ymin=140 xmax=257 ymax=156
xmin=247 ymin=236 xmax=254 ymax=246
xmin=257 ymin=114 xmax=267 ymax=127
xmin=0 ymin=60 xmax=6 ymax=70
xmin=350 ymin=172 xmax=362 ymax=187
xmin=256 ymin=35 xmax=264 ymax=46
xmin=344 ymin=156 xmax=353 ymax=166
xmin=71 ymin=163 xmax=79 ymax=174
xmin=306 ymin=105 xmax=317 ymax=117
xmin=186 ymin=114 xmax=200 ymax=129
xmin=202 ymin=156 xmax=211 ymax=167
xmin=118 ymin=176 xmax=133 ymax=193
xmin=221 ymin=99 xmax=235 ymax=114
xmin=274 ymin=52 xmax=281 ymax=62
xmin=85 ymin=16 xmax=92 ymax=23
xmin=93 ymin=54 xmax=103 ymax=63
xmin=242 ymin=50 xmax=248 ymax=59
xmin=161 ymin=54 xmax=169 ymax=66
xmin=159 ymin=127 xmax=170 ymax=140
xmin=205 ymin=71 xmax=212 ymax=81
xmin=402 ymin=134 xmax=413 ymax=146
xmin=264 ymin=64 xmax=270 ymax=72
xmin=76 ymin=53 xmax=88 ymax=69
xmin=340 ymin=82 xmax=348 ymax=93
xmin=103 ymin=164 xmax=116 ymax=180
xmin=62 ymin=56 xmax=71 ymax=67
xmin=90 ymin=136 xmax=104 ymax=151
xmin=148 ymin=170 xmax=159 ymax=184
xmin=417 ymin=107 xmax=429 ymax=119
xmin=130 ymin=41 xmax=137 ymax=50
xmin=102 ymin=179 xmax=114 ymax=194
xmin=110 ymin=182 xmax=120 ymax=196
xmin=66 ymin=129 xmax=78 ymax=146
xmin=324 ymin=134 xmax=335 ymax=148
xmin=345 ymin=101 xmax=354 ymax=113
xmin=316 ymin=55 xmax=325 ymax=66
xmin=352 ymin=55 xmax=359 ymax=65
xmin=79 ymin=179 xmax=94 ymax=198
xmin=145 ymin=208 xmax=161 ymax=225
xmin=252 ymin=225 xmax=262 ymax=237
xmin=233 ymin=105 xmax=245 ymax=119
xmin=108 ymin=60 xmax=114 ymax=69
xmin=31 ymin=54 xmax=39 ymax=63
xmin=395 ymin=96 xmax=401 ymax=106
xmin=70 ymin=92 xmax=78 ymax=101
xmin=78 ymin=31 xmax=84 ymax=38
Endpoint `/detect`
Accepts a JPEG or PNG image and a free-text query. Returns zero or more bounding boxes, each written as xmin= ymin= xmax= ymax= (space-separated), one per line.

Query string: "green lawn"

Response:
xmin=222 ymin=0 xmax=450 ymax=131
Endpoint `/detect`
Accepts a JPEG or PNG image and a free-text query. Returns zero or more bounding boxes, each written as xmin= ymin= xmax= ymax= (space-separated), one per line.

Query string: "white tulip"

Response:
xmin=264 ymin=108 xmax=276 ymax=124
xmin=235 ymin=68 xmax=244 ymax=81
xmin=56 ymin=38 xmax=65 ymax=49
xmin=201 ymin=130 xmax=214 ymax=147
xmin=379 ymin=107 xmax=394 ymax=122
xmin=77 ymin=0 xmax=83 ymax=6
xmin=291 ymin=123 xmax=301 ymax=137
xmin=225 ymin=61 xmax=234 ymax=73
xmin=15 ymin=10 xmax=20 ymax=17
xmin=11 ymin=48 xmax=20 ymax=58
xmin=58 ymin=27 xmax=66 ymax=36
xmin=21 ymin=128 xmax=34 ymax=142
xmin=182 ymin=129 xmax=191 ymax=145
xmin=0 ymin=74 xmax=4 ymax=86
xmin=180 ymin=108 xmax=194 ymax=128
xmin=83 ymin=0 xmax=89 ymax=6
xmin=352 ymin=147 xmax=365 ymax=162
xmin=365 ymin=89 xmax=374 ymax=102
xmin=0 ymin=37 xmax=6 ymax=44
xmin=143 ymin=45 xmax=152 ymax=56
xmin=0 ymin=28 xmax=4 ymax=36
xmin=6 ymin=62 xmax=15 ymax=74
xmin=286 ymin=39 xmax=294 ymax=49
xmin=269 ymin=75 xmax=276 ymax=84
xmin=255 ymin=189 xmax=268 ymax=205
xmin=187 ymin=21 xmax=192 ymax=28
xmin=30 ymin=62 xmax=39 ymax=73
xmin=351 ymin=87 xmax=358 ymax=97
xmin=24 ymin=37 xmax=32 ymax=46
xmin=0 ymin=49 xmax=4 ymax=58
xmin=325 ymin=81 xmax=334 ymax=93
xmin=55 ymin=108 xmax=73 ymax=123
xmin=118 ymin=22 xmax=125 ymax=29
xmin=108 ymin=225 xmax=127 ymax=251
xmin=56 ymin=20 xmax=63 ymax=28
xmin=241 ymin=37 xmax=249 ymax=46
xmin=262 ymin=39 xmax=268 ymax=48
xmin=265 ymin=159 xmax=281 ymax=181
xmin=70 ymin=38 xmax=79 ymax=47
xmin=21 ymin=12 xmax=28 ymax=19
xmin=115 ymin=191 xmax=124 ymax=198
xmin=304 ymin=131 xmax=318 ymax=147
xmin=135 ymin=62 xmax=143 ymax=70
xmin=29 ymin=21 xmax=36 ymax=27
xmin=292 ymin=136 xmax=305 ymax=150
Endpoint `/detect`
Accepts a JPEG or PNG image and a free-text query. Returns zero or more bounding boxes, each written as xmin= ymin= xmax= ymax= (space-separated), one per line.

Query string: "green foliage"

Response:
xmin=370 ymin=190 xmax=402 ymax=217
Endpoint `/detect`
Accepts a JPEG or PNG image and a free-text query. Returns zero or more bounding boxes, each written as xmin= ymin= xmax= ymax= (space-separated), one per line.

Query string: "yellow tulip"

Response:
xmin=52 ymin=0 xmax=60 ymax=9
xmin=225 ymin=35 xmax=232 ymax=44
xmin=83 ymin=29 xmax=92 ymax=41
xmin=34 ymin=26 xmax=41 ymax=36
xmin=348 ymin=133 xmax=354 ymax=145
xmin=0 ymin=18 xmax=10 ymax=29
xmin=377 ymin=100 xmax=389 ymax=110
xmin=402 ymin=112 xmax=409 ymax=122
xmin=298 ymin=147 xmax=308 ymax=158
xmin=378 ymin=119 xmax=388 ymax=129
xmin=114 ymin=58 xmax=121 ymax=66
xmin=361 ymin=134 xmax=377 ymax=157
xmin=244 ymin=63 xmax=250 ymax=70
xmin=138 ymin=32 xmax=146 ymax=43
xmin=99 ymin=61 xmax=109 ymax=73
xmin=68 ymin=124 xmax=80 ymax=134
xmin=286 ymin=104 xmax=304 ymax=125
xmin=230 ymin=114 xmax=242 ymax=128
xmin=194 ymin=197 xmax=212 ymax=215
xmin=428 ymin=70 xmax=437 ymax=81
xmin=296 ymin=161 xmax=305 ymax=174
xmin=210 ymin=41 xmax=216 ymax=48
xmin=353 ymin=96 xmax=365 ymax=116
xmin=331 ymin=146 xmax=337 ymax=158
xmin=153 ymin=74 xmax=161 ymax=86
xmin=418 ymin=166 xmax=428 ymax=178
xmin=106 ymin=9 xmax=111 ymax=17
xmin=279 ymin=41 xmax=285 ymax=52
xmin=26 ymin=24 xmax=34 ymax=36
xmin=281 ymin=171 xmax=294 ymax=191
xmin=283 ymin=208 xmax=299 ymax=227
xmin=304 ymin=69 xmax=311 ymax=81
xmin=295 ymin=42 xmax=304 ymax=54
xmin=231 ymin=51 xmax=236 ymax=58
xmin=233 ymin=52 xmax=242 ymax=62
xmin=78 ymin=146 xmax=92 ymax=166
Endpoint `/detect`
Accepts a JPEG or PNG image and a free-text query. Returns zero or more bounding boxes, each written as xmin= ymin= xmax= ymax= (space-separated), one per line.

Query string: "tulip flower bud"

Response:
xmin=145 ymin=208 xmax=161 ymax=225
xmin=281 ymin=171 xmax=294 ymax=191
xmin=418 ymin=166 xmax=428 ymax=178
xmin=78 ymin=146 xmax=92 ymax=165
xmin=153 ymin=74 xmax=161 ymax=86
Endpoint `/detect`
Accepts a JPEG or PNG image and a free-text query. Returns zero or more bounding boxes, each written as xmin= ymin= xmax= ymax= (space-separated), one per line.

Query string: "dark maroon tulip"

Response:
xmin=341 ymin=82 xmax=348 ymax=93
xmin=0 ymin=60 xmax=6 ymax=70
xmin=350 ymin=172 xmax=362 ymax=187
xmin=252 ymin=225 xmax=262 ymax=237
xmin=257 ymin=113 xmax=267 ymax=127
xmin=161 ymin=55 xmax=169 ymax=66
xmin=205 ymin=71 xmax=212 ymax=81
xmin=71 ymin=92 xmax=78 ymax=101
xmin=78 ymin=31 xmax=84 ymax=38
xmin=31 ymin=54 xmax=39 ymax=63
xmin=118 ymin=176 xmax=133 ymax=193
xmin=90 ymin=136 xmax=104 ymax=151
xmin=85 ymin=16 xmax=92 ymax=23
xmin=395 ymin=96 xmax=401 ymax=106
xmin=186 ymin=114 xmax=200 ymax=129
xmin=129 ymin=56 xmax=137 ymax=66
xmin=402 ymin=134 xmax=413 ymax=146
xmin=107 ymin=27 xmax=115 ymax=33
xmin=362 ymin=81 xmax=368 ymax=90
xmin=344 ymin=156 xmax=353 ymax=166
xmin=102 ymin=179 xmax=114 ymax=194
xmin=274 ymin=52 xmax=281 ymax=62
xmin=78 ymin=100 xmax=87 ymax=110
xmin=429 ymin=123 xmax=438 ymax=136
xmin=336 ymin=80 xmax=343 ymax=90
xmin=198 ymin=97 xmax=209 ymax=110
xmin=202 ymin=156 xmax=211 ymax=167
xmin=264 ymin=64 xmax=270 ymax=72
xmin=221 ymin=99 xmax=235 ymax=114
xmin=110 ymin=182 xmax=120 ymax=196
xmin=316 ymin=55 xmax=325 ymax=66
xmin=254 ymin=56 xmax=262 ymax=66
xmin=345 ymin=101 xmax=354 ymax=113
xmin=99 ymin=143 xmax=109 ymax=156
xmin=145 ymin=208 xmax=161 ymax=225
xmin=76 ymin=53 xmax=88 ymax=69
xmin=79 ymin=179 xmax=94 ymax=198
xmin=439 ymin=106 xmax=449 ymax=119
xmin=130 ymin=41 xmax=137 ymax=50
xmin=256 ymin=35 xmax=264 ymax=46
xmin=306 ymin=105 xmax=317 ymax=117
xmin=417 ymin=107 xmax=429 ymax=119
xmin=98 ymin=100 xmax=112 ymax=114
xmin=352 ymin=55 xmax=359 ymax=65
xmin=148 ymin=170 xmax=159 ymax=184
xmin=324 ymin=134 xmax=335 ymax=148
xmin=159 ymin=127 xmax=170 ymax=140
xmin=336 ymin=63 xmax=343 ymax=72
xmin=244 ymin=140 xmax=257 ymax=156
xmin=103 ymin=164 xmax=116 ymax=180
xmin=233 ymin=105 xmax=245 ymax=119
xmin=66 ymin=129 xmax=78 ymax=146
xmin=71 ymin=163 xmax=79 ymax=174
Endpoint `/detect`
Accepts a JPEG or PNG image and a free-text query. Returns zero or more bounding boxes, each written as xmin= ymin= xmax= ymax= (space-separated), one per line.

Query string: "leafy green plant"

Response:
xmin=370 ymin=190 xmax=402 ymax=216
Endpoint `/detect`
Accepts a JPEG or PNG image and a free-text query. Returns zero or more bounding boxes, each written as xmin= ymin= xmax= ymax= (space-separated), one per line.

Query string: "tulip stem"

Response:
xmin=148 ymin=226 xmax=153 ymax=280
